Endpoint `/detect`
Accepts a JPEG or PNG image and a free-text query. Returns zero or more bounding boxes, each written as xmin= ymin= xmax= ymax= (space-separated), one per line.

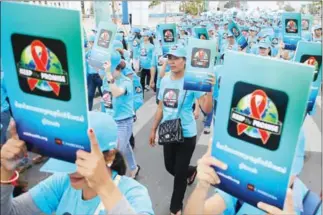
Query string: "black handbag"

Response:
xmin=158 ymin=91 xmax=188 ymax=145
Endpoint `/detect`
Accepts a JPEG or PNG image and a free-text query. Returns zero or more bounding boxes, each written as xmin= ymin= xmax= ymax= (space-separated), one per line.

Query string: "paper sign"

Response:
xmin=157 ymin=23 xmax=177 ymax=47
xmin=88 ymin=22 xmax=117 ymax=70
xmin=294 ymin=41 xmax=322 ymax=115
xmin=212 ymin=51 xmax=313 ymax=209
xmin=282 ymin=13 xmax=302 ymax=50
xmin=193 ymin=27 xmax=209 ymax=40
xmin=184 ymin=38 xmax=217 ymax=92
xmin=301 ymin=14 xmax=313 ymax=41
xmin=1 ymin=2 xmax=90 ymax=163
xmin=228 ymin=21 xmax=248 ymax=49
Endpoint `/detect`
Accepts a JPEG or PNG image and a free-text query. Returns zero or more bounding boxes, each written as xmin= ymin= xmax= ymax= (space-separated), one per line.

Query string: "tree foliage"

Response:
xmin=179 ymin=0 xmax=204 ymax=16
xmin=283 ymin=4 xmax=295 ymax=12
xmin=224 ymin=0 xmax=237 ymax=9
xmin=149 ymin=0 xmax=161 ymax=8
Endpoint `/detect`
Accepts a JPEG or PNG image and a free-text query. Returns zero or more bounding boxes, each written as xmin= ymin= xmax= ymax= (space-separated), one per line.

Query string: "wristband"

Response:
xmin=0 ymin=171 xmax=19 ymax=186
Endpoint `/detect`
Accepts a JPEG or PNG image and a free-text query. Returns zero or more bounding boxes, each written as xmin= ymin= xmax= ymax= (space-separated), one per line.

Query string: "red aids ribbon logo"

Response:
xmin=237 ymin=90 xmax=270 ymax=144
xmin=28 ymin=40 xmax=60 ymax=96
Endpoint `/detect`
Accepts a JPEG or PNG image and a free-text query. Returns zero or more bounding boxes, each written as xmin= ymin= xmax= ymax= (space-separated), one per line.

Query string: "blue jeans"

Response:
xmin=1 ymin=110 xmax=10 ymax=145
xmin=156 ymin=88 xmax=160 ymax=104
xmin=87 ymin=74 xmax=103 ymax=111
xmin=116 ymin=117 xmax=137 ymax=171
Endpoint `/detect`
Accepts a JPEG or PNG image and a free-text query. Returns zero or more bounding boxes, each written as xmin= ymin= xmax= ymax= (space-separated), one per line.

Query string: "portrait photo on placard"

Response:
xmin=191 ymin=48 xmax=211 ymax=68
xmin=97 ymin=29 xmax=112 ymax=48
xmin=198 ymin=33 xmax=208 ymax=40
xmin=11 ymin=33 xmax=70 ymax=101
xmin=163 ymin=29 xmax=175 ymax=43
xmin=227 ymin=81 xmax=288 ymax=151
xmin=231 ymin=27 xmax=241 ymax=37
xmin=285 ymin=19 xmax=298 ymax=34
xmin=300 ymin=55 xmax=322 ymax=82
xmin=302 ymin=19 xmax=310 ymax=31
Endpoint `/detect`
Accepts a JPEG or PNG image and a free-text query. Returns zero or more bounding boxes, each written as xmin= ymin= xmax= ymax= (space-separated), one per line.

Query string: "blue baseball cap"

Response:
xmin=227 ymin=32 xmax=234 ymax=37
xmin=88 ymin=34 xmax=95 ymax=42
xmin=167 ymin=44 xmax=187 ymax=58
xmin=291 ymin=127 xmax=305 ymax=176
xmin=110 ymin=50 xmax=122 ymax=72
xmin=142 ymin=31 xmax=150 ymax=37
xmin=113 ymin=40 xmax=124 ymax=50
xmin=132 ymin=27 xmax=141 ymax=34
xmin=40 ymin=111 xmax=118 ymax=174
xmin=249 ymin=26 xmax=258 ymax=32
xmin=313 ymin=25 xmax=322 ymax=31
xmin=258 ymin=40 xmax=270 ymax=49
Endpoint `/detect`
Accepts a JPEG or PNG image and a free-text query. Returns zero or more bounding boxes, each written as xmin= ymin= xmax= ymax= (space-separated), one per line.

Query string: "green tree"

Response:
xmin=308 ymin=0 xmax=322 ymax=15
xmin=224 ymin=0 xmax=237 ymax=9
xmin=179 ymin=0 xmax=204 ymax=16
xmin=149 ymin=0 xmax=161 ymax=8
xmin=283 ymin=4 xmax=295 ymax=12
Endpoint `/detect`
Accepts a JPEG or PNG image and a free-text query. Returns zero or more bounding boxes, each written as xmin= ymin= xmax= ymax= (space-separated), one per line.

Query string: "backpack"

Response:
xmin=235 ymin=190 xmax=322 ymax=215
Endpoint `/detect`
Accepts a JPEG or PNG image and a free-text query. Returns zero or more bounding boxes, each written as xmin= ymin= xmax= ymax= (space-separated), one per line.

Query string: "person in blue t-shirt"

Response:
xmin=149 ymin=44 xmax=216 ymax=215
xmin=0 ymin=66 xmax=10 ymax=145
xmin=184 ymin=128 xmax=322 ymax=215
xmin=101 ymin=51 xmax=140 ymax=179
xmin=312 ymin=25 xmax=322 ymax=43
xmin=85 ymin=34 xmax=103 ymax=111
xmin=220 ymin=32 xmax=239 ymax=63
xmin=139 ymin=31 xmax=155 ymax=94
xmin=1 ymin=112 xmax=154 ymax=215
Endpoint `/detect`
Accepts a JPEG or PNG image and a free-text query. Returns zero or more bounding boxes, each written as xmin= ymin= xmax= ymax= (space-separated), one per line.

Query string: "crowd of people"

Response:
xmin=1 ymin=7 xmax=322 ymax=215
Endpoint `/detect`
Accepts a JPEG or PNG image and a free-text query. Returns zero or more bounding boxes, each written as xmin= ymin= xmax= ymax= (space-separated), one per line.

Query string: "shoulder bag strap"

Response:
xmin=176 ymin=90 xmax=188 ymax=118
xmin=94 ymin=175 xmax=122 ymax=215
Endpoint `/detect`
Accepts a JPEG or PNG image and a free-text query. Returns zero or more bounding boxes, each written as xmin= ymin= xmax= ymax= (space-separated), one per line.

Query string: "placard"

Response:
xmin=282 ymin=12 xmax=302 ymax=50
xmin=212 ymin=51 xmax=313 ymax=209
xmin=184 ymin=38 xmax=217 ymax=92
xmin=294 ymin=41 xmax=322 ymax=115
xmin=228 ymin=21 xmax=248 ymax=49
xmin=88 ymin=22 xmax=117 ymax=70
xmin=1 ymin=2 xmax=90 ymax=163
xmin=157 ymin=23 xmax=177 ymax=47
xmin=193 ymin=27 xmax=209 ymax=40
xmin=301 ymin=14 xmax=313 ymax=41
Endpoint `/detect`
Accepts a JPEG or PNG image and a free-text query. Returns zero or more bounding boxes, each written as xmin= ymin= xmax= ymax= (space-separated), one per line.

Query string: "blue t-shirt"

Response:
xmin=132 ymin=39 xmax=141 ymax=60
xmin=220 ymin=42 xmax=239 ymax=56
xmin=29 ymin=172 xmax=154 ymax=215
xmin=85 ymin=50 xmax=98 ymax=75
xmin=1 ymin=70 xmax=9 ymax=113
xmin=215 ymin=178 xmax=321 ymax=215
xmin=158 ymin=76 xmax=205 ymax=138
xmin=140 ymin=42 xmax=155 ymax=69
xmin=101 ymin=74 xmax=134 ymax=121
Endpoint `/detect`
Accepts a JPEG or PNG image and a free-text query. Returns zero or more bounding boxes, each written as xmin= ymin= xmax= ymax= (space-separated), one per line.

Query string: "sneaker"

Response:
xmin=203 ymin=127 xmax=211 ymax=135
xmin=144 ymin=88 xmax=150 ymax=92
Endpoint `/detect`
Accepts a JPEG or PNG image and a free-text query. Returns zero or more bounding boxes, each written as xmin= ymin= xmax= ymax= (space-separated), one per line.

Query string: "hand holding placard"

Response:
xmin=75 ymin=129 xmax=112 ymax=192
xmin=258 ymin=189 xmax=296 ymax=215
xmin=196 ymin=139 xmax=227 ymax=190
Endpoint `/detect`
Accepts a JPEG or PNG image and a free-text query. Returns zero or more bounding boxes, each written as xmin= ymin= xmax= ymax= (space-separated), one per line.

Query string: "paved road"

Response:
xmin=21 ymin=89 xmax=322 ymax=214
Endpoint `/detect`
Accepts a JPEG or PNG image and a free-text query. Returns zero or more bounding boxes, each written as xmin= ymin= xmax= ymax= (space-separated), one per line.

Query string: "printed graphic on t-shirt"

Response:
xmin=102 ymin=90 xmax=113 ymax=109
xmin=140 ymin=48 xmax=147 ymax=57
xmin=163 ymin=88 xmax=179 ymax=108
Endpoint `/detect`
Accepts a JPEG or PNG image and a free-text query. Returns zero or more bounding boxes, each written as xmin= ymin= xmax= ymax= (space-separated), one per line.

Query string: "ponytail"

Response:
xmin=110 ymin=150 xmax=127 ymax=175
